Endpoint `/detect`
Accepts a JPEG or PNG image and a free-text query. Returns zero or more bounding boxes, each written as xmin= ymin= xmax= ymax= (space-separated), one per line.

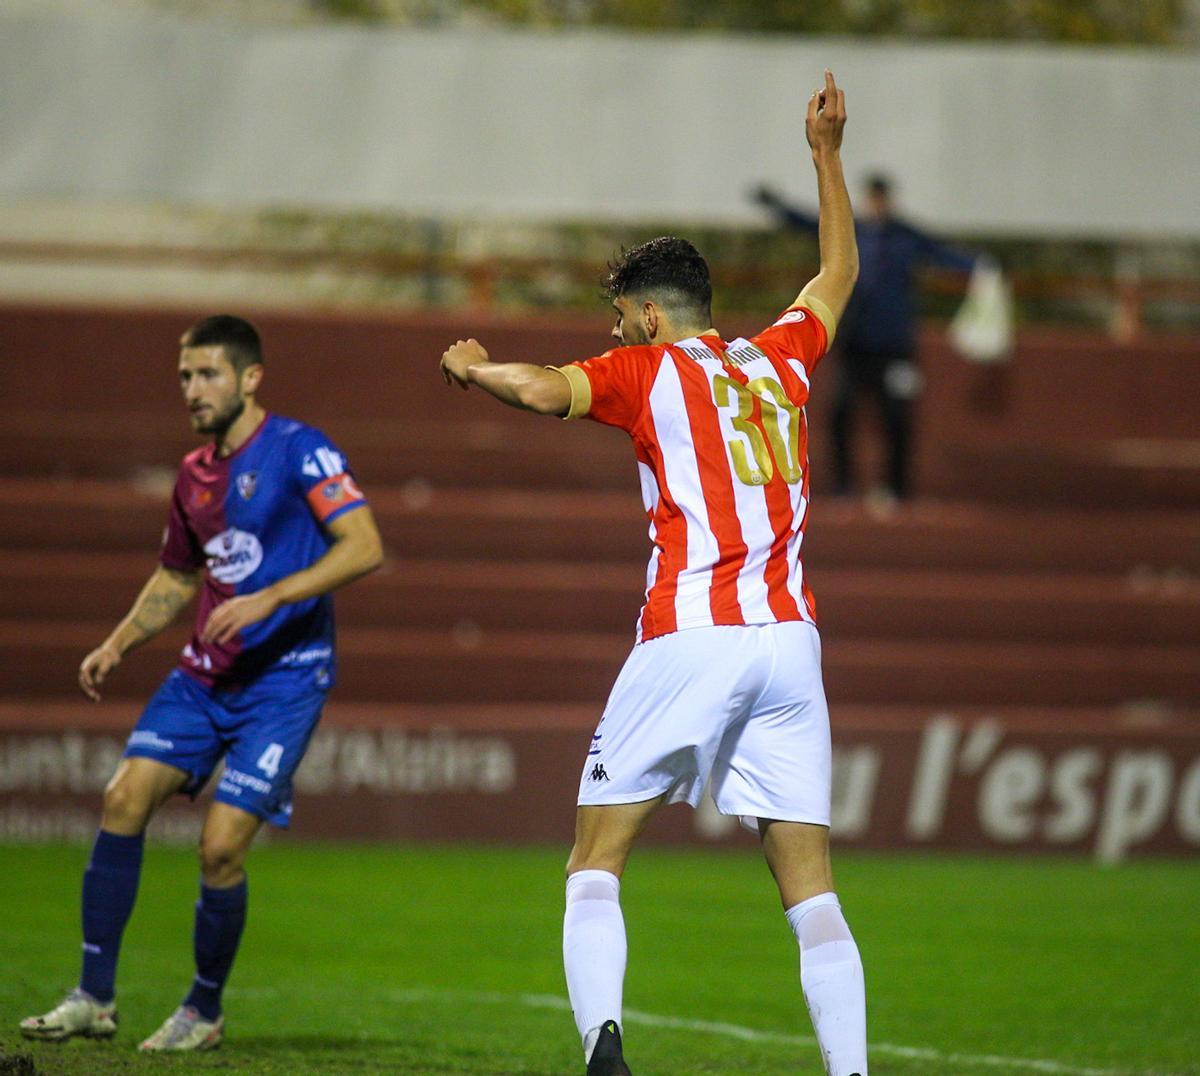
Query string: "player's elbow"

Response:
xmin=359 ymin=533 xmax=385 ymax=575
xmin=838 ymin=249 xmax=860 ymax=287
xmin=516 ymin=375 xmax=570 ymax=417
xmin=346 ymin=526 xmax=384 ymax=577
xmin=808 ymin=262 xmax=858 ymax=316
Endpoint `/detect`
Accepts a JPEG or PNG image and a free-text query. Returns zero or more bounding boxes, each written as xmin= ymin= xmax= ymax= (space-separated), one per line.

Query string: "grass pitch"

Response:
xmin=0 ymin=841 xmax=1196 ymax=1075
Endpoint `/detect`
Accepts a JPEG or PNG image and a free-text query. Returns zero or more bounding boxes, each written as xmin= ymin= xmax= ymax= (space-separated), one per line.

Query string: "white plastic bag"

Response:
xmin=948 ymin=260 xmax=1014 ymax=364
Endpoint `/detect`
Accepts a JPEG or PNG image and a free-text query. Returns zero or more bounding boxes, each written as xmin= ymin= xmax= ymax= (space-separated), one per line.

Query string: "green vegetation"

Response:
xmin=312 ymin=0 xmax=1194 ymax=46
xmin=2 ymin=842 xmax=1197 ymax=1073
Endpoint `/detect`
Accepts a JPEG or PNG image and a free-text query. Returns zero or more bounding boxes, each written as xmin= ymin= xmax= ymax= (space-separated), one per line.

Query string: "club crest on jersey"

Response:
xmin=236 ymin=472 xmax=258 ymax=500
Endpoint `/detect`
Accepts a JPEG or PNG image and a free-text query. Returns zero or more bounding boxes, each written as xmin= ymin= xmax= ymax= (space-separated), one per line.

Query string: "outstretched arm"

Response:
xmin=79 ymin=565 xmax=201 ymax=700
xmin=201 ymin=504 xmax=384 ymax=646
xmin=794 ymin=70 xmax=859 ymax=327
xmin=912 ymin=226 xmax=977 ymax=273
xmin=440 ymin=339 xmax=572 ymax=416
xmin=752 ymin=184 xmax=820 ymax=233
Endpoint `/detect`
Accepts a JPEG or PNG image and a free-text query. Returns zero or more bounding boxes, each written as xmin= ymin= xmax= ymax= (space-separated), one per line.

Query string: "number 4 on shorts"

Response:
xmin=256 ymin=742 xmax=284 ymax=779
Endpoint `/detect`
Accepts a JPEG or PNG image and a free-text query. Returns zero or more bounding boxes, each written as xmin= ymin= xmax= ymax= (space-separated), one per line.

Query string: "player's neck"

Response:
xmin=215 ymin=401 xmax=266 ymax=458
xmin=662 ymin=326 xmax=719 ymax=344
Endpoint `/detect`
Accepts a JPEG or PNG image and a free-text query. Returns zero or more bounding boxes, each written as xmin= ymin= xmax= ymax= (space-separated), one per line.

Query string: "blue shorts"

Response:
xmin=124 ymin=667 xmax=328 ymax=828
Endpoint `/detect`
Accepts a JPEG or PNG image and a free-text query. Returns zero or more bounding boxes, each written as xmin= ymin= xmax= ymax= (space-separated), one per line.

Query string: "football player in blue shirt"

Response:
xmin=21 ymin=315 xmax=383 ymax=1051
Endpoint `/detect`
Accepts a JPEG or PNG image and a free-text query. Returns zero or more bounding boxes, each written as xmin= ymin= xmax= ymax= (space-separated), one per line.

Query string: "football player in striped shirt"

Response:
xmin=441 ymin=72 xmax=866 ymax=1075
xmin=21 ymin=315 xmax=383 ymax=1052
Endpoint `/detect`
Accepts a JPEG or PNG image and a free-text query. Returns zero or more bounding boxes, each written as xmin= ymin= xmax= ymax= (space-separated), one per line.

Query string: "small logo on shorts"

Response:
xmin=128 ymin=730 xmax=175 ymax=752
xmin=589 ymin=763 xmax=610 ymax=782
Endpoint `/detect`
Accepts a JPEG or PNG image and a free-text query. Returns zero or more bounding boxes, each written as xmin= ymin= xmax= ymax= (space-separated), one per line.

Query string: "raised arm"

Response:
xmin=79 ymin=565 xmax=202 ymax=701
xmin=440 ymin=339 xmax=572 ymax=416
xmin=201 ymin=504 xmax=384 ymax=646
xmin=794 ymin=70 xmax=859 ymax=328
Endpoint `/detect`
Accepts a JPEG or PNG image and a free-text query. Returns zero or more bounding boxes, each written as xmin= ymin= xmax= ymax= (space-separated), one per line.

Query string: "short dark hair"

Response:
xmin=865 ymin=172 xmax=893 ymax=197
xmin=604 ymin=236 xmax=712 ymax=326
xmin=181 ymin=315 xmax=263 ymax=374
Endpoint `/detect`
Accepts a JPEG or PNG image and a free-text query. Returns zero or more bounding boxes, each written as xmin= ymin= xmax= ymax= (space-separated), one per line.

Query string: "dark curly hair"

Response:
xmin=180 ymin=314 xmax=263 ymax=374
xmin=604 ymin=236 xmax=712 ymax=326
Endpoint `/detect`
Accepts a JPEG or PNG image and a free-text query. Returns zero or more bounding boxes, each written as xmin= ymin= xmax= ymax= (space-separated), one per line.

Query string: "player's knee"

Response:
xmin=566 ymin=842 xmax=629 ymax=879
xmin=100 ymin=776 xmax=154 ymax=832
xmin=198 ymin=835 xmax=247 ymax=884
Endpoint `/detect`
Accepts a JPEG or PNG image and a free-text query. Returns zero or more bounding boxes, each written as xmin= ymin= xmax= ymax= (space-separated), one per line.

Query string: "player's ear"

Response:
xmin=642 ymin=300 xmax=659 ymax=342
xmin=242 ymin=363 xmax=264 ymax=395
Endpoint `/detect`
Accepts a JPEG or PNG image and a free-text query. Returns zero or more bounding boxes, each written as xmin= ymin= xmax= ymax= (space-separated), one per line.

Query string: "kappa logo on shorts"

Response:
xmin=589 ymin=763 xmax=610 ymax=782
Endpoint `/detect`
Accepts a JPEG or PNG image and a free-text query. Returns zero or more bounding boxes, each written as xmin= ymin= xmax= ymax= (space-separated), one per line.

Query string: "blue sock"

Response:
xmin=183 ymin=879 xmax=248 ymax=1021
xmin=79 ymin=829 xmax=145 ymax=1003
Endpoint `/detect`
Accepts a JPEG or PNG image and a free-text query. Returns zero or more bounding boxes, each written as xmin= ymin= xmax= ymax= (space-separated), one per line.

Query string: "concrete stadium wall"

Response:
xmin=2 ymin=12 xmax=1198 ymax=237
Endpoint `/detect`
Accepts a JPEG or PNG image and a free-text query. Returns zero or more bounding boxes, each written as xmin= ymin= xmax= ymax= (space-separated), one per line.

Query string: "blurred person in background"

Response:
xmin=20 ymin=315 xmax=383 ymax=1053
xmin=754 ymin=173 xmax=978 ymax=508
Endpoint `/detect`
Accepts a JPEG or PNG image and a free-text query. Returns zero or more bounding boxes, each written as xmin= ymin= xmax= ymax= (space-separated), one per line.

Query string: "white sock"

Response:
xmin=563 ymin=869 xmax=625 ymax=1060
xmin=785 ymin=892 xmax=868 ymax=1076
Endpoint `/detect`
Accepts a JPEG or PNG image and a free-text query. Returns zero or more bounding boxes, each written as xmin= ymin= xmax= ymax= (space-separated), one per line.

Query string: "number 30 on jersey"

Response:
xmin=713 ymin=375 xmax=803 ymax=487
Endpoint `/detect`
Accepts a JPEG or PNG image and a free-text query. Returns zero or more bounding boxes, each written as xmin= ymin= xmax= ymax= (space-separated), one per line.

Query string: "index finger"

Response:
xmin=78 ymin=667 xmax=100 ymax=701
xmin=824 ymin=69 xmax=837 ymax=96
xmin=200 ymin=610 xmax=222 ymax=643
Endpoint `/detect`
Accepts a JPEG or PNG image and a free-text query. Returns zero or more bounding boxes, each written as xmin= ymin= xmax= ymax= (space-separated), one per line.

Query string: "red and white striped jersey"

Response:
xmin=555 ymin=298 xmax=834 ymax=643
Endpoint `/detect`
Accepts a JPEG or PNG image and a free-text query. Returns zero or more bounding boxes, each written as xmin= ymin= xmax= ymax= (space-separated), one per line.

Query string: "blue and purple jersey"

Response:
xmin=160 ymin=414 xmax=368 ymax=687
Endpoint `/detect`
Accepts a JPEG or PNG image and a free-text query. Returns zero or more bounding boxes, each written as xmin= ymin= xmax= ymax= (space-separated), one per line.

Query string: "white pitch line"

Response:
xmin=381 ymin=986 xmax=1162 ymax=1076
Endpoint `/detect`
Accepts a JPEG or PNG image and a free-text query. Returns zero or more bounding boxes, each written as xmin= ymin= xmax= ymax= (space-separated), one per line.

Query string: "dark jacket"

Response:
xmin=764 ymin=196 xmax=975 ymax=354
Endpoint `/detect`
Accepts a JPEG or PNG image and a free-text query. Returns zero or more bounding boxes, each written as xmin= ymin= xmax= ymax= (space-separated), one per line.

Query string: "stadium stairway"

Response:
xmin=1 ymin=303 xmax=1198 ymax=814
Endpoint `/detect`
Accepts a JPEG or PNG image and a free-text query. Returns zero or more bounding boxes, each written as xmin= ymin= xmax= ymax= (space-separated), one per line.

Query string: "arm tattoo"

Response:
xmin=129 ymin=570 xmax=198 ymax=638
xmin=131 ymin=589 xmax=188 ymax=636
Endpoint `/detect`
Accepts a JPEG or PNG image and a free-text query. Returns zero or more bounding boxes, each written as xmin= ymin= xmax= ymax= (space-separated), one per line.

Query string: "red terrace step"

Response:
xmin=3 ymin=477 xmax=1200 ymax=573
xmin=931 ymin=436 xmax=1200 ymax=512
xmin=0 ymin=480 xmax=651 ymax=560
xmin=5 ymin=303 xmax=622 ymax=421
xmin=0 ymin=412 xmax=632 ymax=492
xmin=11 ymin=409 xmax=1198 ymax=509
xmin=2 ymin=620 xmax=1196 ymax=710
xmin=2 ymin=551 xmax=1198 ymax=647
xmin=8 ymin=302 xmax=1197 ymax=439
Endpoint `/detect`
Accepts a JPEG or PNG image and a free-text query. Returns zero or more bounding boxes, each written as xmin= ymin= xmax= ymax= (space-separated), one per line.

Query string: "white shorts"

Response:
xmin=577 ymin=621 xmax=832 ymax=827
